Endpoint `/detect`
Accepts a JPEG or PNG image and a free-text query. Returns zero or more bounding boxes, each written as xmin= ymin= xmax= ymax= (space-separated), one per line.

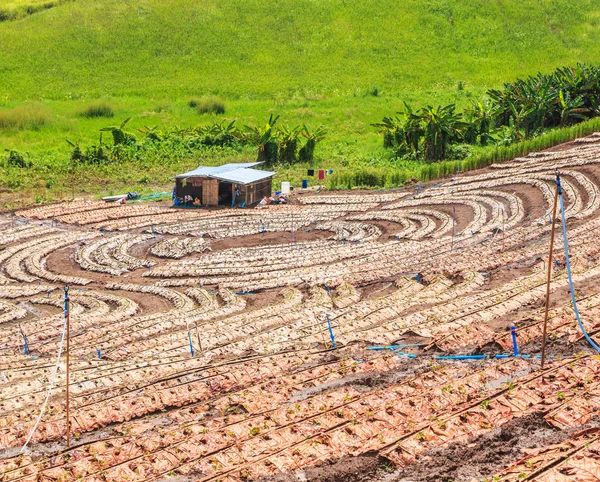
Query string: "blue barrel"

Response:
xmin=302 ymin=179 xmax=308 ymax=188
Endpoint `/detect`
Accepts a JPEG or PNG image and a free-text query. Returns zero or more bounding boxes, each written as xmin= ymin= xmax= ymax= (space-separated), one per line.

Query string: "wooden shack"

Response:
xmin=174 ymin=162 xmax=275 ymax=206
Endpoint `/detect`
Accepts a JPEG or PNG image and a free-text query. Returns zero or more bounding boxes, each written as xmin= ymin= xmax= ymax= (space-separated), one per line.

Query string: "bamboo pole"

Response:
xmin=65 ymin=286 xmax=71 ymax=447
xmin=541 ymin=183 xmax=560 ymax=369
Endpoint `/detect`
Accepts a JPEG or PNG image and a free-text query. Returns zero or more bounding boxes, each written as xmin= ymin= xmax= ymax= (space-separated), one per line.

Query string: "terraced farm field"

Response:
xmin=3 ymin=135 xmax=600 ymax=481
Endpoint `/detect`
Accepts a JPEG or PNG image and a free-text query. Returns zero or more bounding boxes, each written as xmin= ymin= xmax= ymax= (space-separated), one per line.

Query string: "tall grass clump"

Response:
xmin=79 ymin=101 xmax=114 ymax=118
xmin=463 ymin=116 xmax=600 ymax=168
xmin=326 ymin=116 xmax=600 ymax=190
xmin=0 ymin=104 xmax=49 ymax=130
xmin=188 ymin=97 xmax=226 ymax=115
xmin=0 ymin=0 xmax=71 ymax=22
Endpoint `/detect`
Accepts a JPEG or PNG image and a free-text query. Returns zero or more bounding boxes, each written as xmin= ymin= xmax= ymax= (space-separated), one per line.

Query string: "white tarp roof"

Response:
xmin=210 ymin=168 xmax=276 ymax=185
xmin=174 ymin=162 xmax=263 ymax=179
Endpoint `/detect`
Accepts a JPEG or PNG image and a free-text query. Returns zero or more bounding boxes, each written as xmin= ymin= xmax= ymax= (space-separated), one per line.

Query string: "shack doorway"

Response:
xmin=218 ymin=181 xmax=233 ymax=206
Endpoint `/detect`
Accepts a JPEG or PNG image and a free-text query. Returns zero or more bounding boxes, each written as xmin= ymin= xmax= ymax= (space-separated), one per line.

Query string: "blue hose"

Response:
xmin=188 ymin=332 xmax=195 ymax=357
xmin=557 ymin=175 xmax=600 ymax=352
xmin=367 ymin=344 xmax=422 ymax=351
xmin=436 ymin=355 xmax=487 ymax=360
xmin=325 ymin=314 xmax=337 ymax=349
xmin=396 ymin=351 xmax=418 ymax=359
xmin=511 ymin=326 xmax=518 ymax=356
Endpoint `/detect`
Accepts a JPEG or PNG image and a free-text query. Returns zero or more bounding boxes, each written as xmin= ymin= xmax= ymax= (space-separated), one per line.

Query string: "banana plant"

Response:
xmin=100 ymin=117 xmax=136 ymax=146
xmin=418 ymin=104 xmax=467 ymax=162
xmin=66 ymin=139 xmax=85 ymax=162
xmin=137 ymin=125 xmax=163 ymax=142
xmin=299 ymin=124 xmax=327 ymax=163
xmin=242 ymin=115 xmax=280 ymax=164
xmin=462 ymin=101 xmax=495 ymax=146
xmin=277 ymin=125 xmax=300 ymax=163
xmin=371 ymin=115 xmax=403 ymax=149
xmin=558 ymin=90 xmax=590 ymax=126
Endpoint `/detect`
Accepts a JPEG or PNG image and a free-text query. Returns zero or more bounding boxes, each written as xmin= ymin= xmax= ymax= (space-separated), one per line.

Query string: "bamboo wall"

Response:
xmin=202 ymin=179 xmax=219 ymax=205
xmin=176 ymin=176 xmax=273 ymax=206
xmin=239 ymin=179 xmax=273 ymax=205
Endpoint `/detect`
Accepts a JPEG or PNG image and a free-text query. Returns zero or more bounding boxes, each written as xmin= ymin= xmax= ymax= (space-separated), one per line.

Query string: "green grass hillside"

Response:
xmin=1 ymin=0 xmax=600 ymax=204
xmin=3 ymin=0 xmax=600 ymax=99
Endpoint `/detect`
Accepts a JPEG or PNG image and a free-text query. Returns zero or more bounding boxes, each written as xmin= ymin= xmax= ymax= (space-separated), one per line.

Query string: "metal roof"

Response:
xmin=210 ymin=168 xmax=276 ymax=185
xmin=174 ymin=162 xmax=263 ymax=179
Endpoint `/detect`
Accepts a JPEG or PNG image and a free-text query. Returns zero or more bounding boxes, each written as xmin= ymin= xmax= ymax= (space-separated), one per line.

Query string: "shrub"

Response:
xmin=5 ymin=150 xmax=31 ymax=168
xmin=0 ymin=104 xmax=49 ymax=130
xmin=79 ymin=101 xmax=114 ymax=118
xmin=446 ymin=144 xmax=472 ymax=160
xmin=0 ymin=8 xmax=13 ymax=22
xmin=189 ymin=97 xmax=226 ymax=115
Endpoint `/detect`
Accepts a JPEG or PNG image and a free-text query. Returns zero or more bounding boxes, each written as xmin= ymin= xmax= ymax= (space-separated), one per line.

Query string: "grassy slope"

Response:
xmin=1 ymin=0 xmax=600 ymax=201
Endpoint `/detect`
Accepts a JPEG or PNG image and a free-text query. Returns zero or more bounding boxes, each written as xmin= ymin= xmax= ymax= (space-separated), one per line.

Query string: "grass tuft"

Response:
xmin=188 ymin=97 xmax=226 ymax=115
xmin=0 ymin=0 xmax=72 ymax=22
xmin=78 ymin=101 xmax=115 ymax=118
xmin=0 ymin=104 xmax=49 ymax=131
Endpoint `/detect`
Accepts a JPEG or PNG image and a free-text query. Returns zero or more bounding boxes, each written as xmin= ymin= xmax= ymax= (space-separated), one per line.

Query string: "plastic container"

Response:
xmin=281 ymin=182 xmax=291 ymax=194
xmin=302 ymin=179 xmax=308 ymax=189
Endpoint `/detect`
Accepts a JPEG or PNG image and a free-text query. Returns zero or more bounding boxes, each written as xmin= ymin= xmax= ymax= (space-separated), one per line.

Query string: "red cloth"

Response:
xmin=318 ymin=170 xmax=325 ymax=180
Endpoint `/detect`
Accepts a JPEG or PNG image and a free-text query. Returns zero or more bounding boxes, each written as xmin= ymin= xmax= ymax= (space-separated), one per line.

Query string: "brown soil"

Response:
xmin=255 ymin=412 xmax=586 ymax=482
xmin=498 ymin=182 xmax=547 ymax=217
xmin=368 ymin=221 xmax=412 ymax=238
xmin=210 ymin=229 xmax=333 ymax=251
xmin=45 ymin=246 xmax=108 ymax=284
xmin=111 ymin=289 xmax=174 ymax=315
xmin=360 ymin=282 xmax=397 ymax=300
xmin=240 ymin=288 xmax=285 ymax=312
xmin=288 ymin=358 xmax=428 ymax=403
xmin=434 ymin=204 xmax=473 ymax=233
xmin=376 ymin=412 xmax=576 ymax=482
xmin=257 ymin=453 xmax=383 ymax=482
xmin=484 ymin=258 xmax=540 ymax=290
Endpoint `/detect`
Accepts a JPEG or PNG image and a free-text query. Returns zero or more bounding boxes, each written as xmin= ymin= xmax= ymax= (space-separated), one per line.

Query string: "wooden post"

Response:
xmin=291 ymin=212 xmax=295 ymax=245
xmin=194 ymin=321 xmax=203 ymax=354
xmin=501 ymin=208 xmax=505 ymax=253
xmin=65 ymin=286 xmax=71 ymax=447
xmin=541 ymin=184 xmax=560 ymax=369
xmin=451 ymin=206 xmax=456 ymax=252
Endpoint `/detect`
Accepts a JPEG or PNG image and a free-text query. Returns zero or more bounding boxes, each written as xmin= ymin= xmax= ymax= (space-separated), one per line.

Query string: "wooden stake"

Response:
xmin=451 ymin=206 xmax=456 ymax=252
xmin=541 ymin=185 xmax=560 ymax=369
xmin=194 ymin=320 xmax=203 ymax=354
xmin=501 ymin=208 xmax=505 ymax=253
xmin=65 ymin=286 xmax=71 ymax=447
